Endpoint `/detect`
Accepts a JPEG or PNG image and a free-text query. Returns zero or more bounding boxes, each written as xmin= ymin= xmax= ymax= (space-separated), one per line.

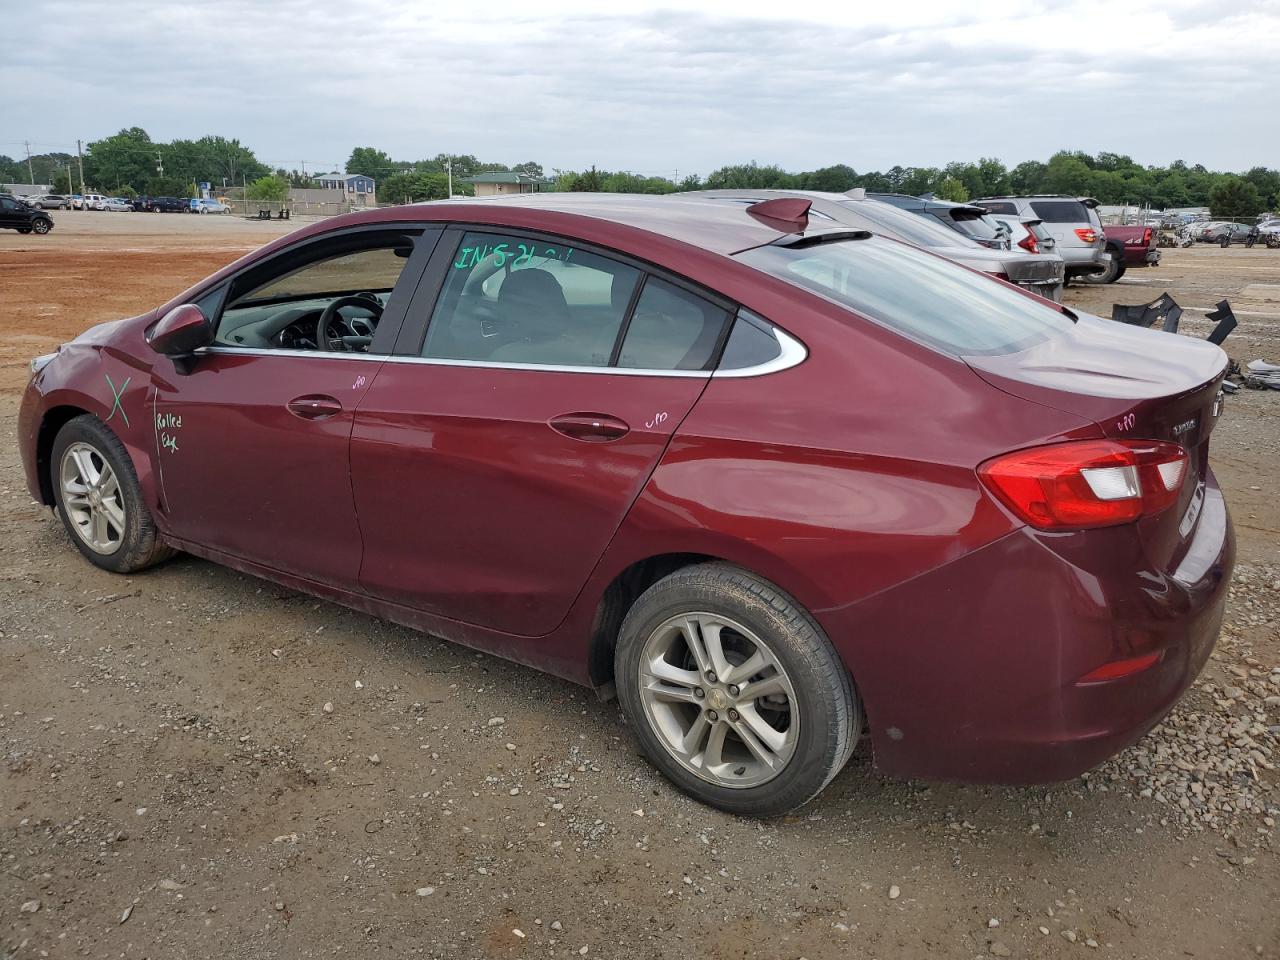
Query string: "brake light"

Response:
xmin=1017 ymin=227 xmax=1039 ymax=254
xmin=978 ymin=439 xmax=1189 ymax=530
xmin=1143 ymin=228 xmax=1152 ymax=245
xmin=1074 ymin=227 xmax=1099 ymax=243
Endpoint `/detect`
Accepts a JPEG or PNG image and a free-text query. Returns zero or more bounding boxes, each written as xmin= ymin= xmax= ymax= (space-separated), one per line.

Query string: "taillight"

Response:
xmin=978 ymin=439 xmax=1189 ymax=530
xmin=1074 ymin=227 xmax=1099 ymax=243
xmin=1017 ymin=228 xmax=1039 ymax=254
xmin=1143 ymin=228 xmax=1152 ymax=245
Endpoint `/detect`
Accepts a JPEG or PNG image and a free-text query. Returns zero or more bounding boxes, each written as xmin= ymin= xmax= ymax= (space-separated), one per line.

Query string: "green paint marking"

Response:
xmin=104 ymin=374 xmax=131 ymax=428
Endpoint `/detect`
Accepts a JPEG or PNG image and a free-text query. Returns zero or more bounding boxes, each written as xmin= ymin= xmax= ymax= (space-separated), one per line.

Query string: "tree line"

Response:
xmin=5 ymin=133 xmax=1276 ymax=218
xmin=552 ymin=153 xmax=1277 ymax=218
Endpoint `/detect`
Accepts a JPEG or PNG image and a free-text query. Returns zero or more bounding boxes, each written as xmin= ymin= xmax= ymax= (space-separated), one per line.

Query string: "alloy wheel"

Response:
xmin=637 ymin=612 xmax=799 ymax=789
xmin=59 ymin=442 xmax=126 ymax=554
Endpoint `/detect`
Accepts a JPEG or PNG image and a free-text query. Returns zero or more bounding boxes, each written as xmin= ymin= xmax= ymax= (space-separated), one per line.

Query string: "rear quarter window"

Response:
xmin=978 ymin=201 xmax=1018 ymax=215
xmin=737 ymin=236 xmax=1072 ymax=357
xmin=1030 ymin=200 xmax=1089 ymax=223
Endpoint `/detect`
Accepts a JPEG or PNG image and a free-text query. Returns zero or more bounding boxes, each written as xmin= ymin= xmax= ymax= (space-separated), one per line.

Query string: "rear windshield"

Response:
xmin=947 ymin=210 xmax=1006 ymax=243
xmin=837 ymin=200 xmax=976 ymax=249
xmin=1030 ymin=200 xmax=1089 ymax=223
xmin=738 ymin=236 xmax=1072 ymax=357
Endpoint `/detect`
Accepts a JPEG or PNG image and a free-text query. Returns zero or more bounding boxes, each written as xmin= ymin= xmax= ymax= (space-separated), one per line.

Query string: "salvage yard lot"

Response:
xmin=1 ymin=214 xmax=1277 ymax=959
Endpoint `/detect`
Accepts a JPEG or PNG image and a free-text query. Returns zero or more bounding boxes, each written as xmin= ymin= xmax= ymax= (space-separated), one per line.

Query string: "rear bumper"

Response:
xmin=827 ymin=476 xmax=1234 ymax=784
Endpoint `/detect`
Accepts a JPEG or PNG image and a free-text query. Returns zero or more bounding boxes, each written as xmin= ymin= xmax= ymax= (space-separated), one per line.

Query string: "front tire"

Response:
xmin=32 ymin=219 xmax=51 ymax=235
xmin=615 ymin=563 xmax=860 ymax=816
xmin=51 ymin=416 xmax=175 ymax=573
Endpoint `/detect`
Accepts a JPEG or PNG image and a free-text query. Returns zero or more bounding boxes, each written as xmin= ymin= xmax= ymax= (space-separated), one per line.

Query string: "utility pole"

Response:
xmin=76 ymin=139 xmax=85 ymax=194
xmin=24 ymin=140 xmax=34 ymax=184
xmin=445 ymin=158 xmax=452 ymax=199
xmin=155 ymin=151 xmax=164 ymax=178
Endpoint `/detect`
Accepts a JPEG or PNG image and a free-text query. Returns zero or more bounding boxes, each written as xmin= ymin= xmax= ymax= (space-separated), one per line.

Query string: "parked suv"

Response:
xmin=0 ymin=193 xmax=54 ymax=234
xmin=974 ymin=196 xmax=1108 ymax=282
xmin=150 ymin=196 xmax=188 ymax=213
xmin=867 ymin=193 xmax=1010 ymax=250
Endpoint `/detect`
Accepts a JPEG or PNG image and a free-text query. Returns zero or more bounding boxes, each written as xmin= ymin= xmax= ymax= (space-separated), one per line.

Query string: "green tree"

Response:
xmin=704 ymin=162 xmax=794 ymax=189
xmin=85 ymin=127 xmax=156 ymax=192
xmin=1209 ymin=176 xmax=1262 ymax=218
xmin=246 ymin=174 xmax=290 ymax=202
xmin=1043 ymin=152 xmax=1093 ymax=195
xmin=144 ymin=176 xmax=187 ymax=197
xmin=346 ymin=147 xmax=397 ymax=181
xmin=1243 ymin=166 xmax=1280 ymax=210
xmin=935 ymin=176 xmax=969 ymax=202
xmin=1009 ymin=160 xmax=1046 ymax=194
xmin=512 ymin=160 xmax=545 ymax=179
xmin=570 ymin=167 xmax=604 ymax=192
xmin=802 ymin=164 xmax=858 ymax=192
xmin=677 ymin=173 xmax=703 ymax=192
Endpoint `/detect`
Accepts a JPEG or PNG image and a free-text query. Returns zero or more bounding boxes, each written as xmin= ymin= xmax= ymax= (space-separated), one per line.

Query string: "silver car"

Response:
xmin=987 ymin=214 xmax=1057 ymax=255
xmin=683 ymin=189 xmax=1066 ymax=302
xmin=973 ymin=196 xmax=1107 ymax=282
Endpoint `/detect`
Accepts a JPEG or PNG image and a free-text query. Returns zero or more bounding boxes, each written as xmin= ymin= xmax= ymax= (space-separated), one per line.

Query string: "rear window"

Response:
xmin=737 ymin=236 xmax=1072 ymax=357
xmin=948 ymin=211 xmax=1006 ymax=244
xmin=1030 ymin=200 xmax=1089 ymax=223
xmin=837 ymin=200 xmax=974 ymax=249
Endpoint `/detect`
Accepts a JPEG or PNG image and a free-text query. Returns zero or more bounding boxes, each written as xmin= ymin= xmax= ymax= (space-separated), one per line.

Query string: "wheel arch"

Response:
xmin=586 ymin=552 xmax=720 ymax=696
xmin=35 ymin=404 xmax=93 ymax=505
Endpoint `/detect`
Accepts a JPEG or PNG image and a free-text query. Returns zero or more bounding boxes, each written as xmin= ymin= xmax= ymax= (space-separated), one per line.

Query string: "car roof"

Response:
xmin=868 ymin=192 xmax=990 ymax=215
xmin=312 ymin=193 xmax=798 ymax=257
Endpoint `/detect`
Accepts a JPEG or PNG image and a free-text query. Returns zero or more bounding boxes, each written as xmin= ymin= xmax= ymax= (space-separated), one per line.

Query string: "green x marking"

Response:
xmin=104 ymin=373 xmax=131 ymax=428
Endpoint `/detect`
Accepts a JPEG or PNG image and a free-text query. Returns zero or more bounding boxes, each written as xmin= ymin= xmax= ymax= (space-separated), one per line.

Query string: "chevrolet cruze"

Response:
xmin=18 ymin=194 xmax=1234 ymax=815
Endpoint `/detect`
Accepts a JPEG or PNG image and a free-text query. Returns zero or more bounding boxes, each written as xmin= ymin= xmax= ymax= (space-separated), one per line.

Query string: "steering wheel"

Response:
xmin=316 ymin=295 xmax=383 ymax=351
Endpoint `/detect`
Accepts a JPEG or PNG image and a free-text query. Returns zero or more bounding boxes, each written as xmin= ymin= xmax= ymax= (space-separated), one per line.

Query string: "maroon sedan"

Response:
xmin=18 ymin=195 xmax=1233 ymax=815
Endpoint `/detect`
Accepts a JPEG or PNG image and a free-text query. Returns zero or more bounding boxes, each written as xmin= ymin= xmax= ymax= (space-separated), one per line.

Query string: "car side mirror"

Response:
xmin=148 ymin=304 xmax=213 ymax=357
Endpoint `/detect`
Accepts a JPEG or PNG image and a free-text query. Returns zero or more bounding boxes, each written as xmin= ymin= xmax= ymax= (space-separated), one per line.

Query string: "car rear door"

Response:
xmin=350 ymin=227 xmax=732 ymax=637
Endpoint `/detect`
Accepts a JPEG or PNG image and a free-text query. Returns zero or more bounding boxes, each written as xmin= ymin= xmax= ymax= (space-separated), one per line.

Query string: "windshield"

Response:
xmin=738 ymin=236 xmax=1072 ymax=357
xmin=837 ymin=200 xmax=978 ymax=249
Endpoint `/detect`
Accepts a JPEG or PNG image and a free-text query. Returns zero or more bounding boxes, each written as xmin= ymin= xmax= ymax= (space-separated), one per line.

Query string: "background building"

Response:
xmin=311 ymin=172 xmax=376 ymax=205
xmin=460 ymin=172 xmax=554 ymax=197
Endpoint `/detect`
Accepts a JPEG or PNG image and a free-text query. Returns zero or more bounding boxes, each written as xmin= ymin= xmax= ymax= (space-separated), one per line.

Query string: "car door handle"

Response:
xmin=548 ymin=413 xmax=630 ymax=442
xmin=287 ymin=394 xmax=343 ymax=420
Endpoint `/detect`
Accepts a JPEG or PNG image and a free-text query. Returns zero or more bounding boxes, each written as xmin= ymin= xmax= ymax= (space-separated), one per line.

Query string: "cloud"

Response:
xmin=3 ymin=0 xmax=1275 ymax=174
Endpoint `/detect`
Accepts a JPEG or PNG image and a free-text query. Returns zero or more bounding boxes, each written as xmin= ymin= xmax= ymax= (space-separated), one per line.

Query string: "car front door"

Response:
xmin=350 ymin=227 xmax=734 ymax=636
xmin=0 ymin=195 xmax=24 ymax=227
xmin=151 ymin=227 xmax=437 ymax=587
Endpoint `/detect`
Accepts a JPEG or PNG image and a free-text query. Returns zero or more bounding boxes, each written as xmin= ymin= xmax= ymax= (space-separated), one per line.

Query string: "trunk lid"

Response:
xmin=964 ymin=313 xmax=1227 ymax=566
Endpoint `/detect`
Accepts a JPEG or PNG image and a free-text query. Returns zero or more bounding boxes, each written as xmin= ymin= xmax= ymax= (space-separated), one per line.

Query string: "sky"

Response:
xmin=3 ymin=0 xmax=1277 ymax=176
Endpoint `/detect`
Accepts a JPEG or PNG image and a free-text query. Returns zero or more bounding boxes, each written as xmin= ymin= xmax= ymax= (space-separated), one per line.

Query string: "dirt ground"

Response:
xmin=1 ymin=212 xmax=1278 ymax=960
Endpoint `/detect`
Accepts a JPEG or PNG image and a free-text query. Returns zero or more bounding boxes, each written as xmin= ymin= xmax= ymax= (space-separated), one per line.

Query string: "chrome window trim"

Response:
xmin=198 ymin=326 xmax=805 ymax=378
xmin=384 ymin=356 xmax=711 ymax=377
xmin=200 ymin=346 xmax=382 ymax=362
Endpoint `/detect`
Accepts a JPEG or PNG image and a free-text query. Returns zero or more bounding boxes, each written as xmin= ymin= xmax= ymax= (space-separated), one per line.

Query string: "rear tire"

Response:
xmin=1082 ymin=250 xmax=1123 ymax=284
xmin=51 ymin=415 xmax=175 ymax=574
xmin=615 ymin=562 xmax=860 ymax=817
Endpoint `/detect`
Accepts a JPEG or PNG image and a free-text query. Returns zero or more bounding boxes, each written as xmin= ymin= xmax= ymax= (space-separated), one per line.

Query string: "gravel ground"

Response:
xmin=1 ymin=219 xmax=1277 ymax=959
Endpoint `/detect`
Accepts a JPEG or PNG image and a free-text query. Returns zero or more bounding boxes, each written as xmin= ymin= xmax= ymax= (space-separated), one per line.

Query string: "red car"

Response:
xmin=18 ymin=195 xmax=1233 ymax=816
